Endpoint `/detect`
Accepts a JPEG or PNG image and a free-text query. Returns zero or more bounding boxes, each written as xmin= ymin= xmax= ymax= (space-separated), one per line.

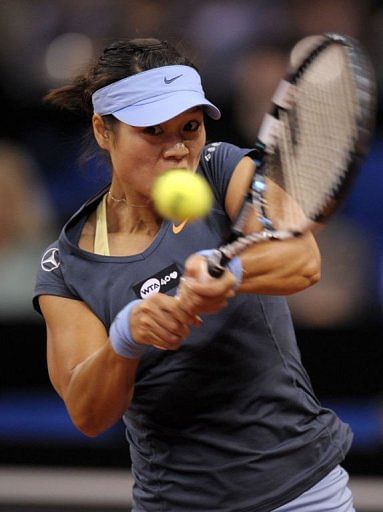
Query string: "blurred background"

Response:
xmin=0 ymin=0 xmax=382 ymax=510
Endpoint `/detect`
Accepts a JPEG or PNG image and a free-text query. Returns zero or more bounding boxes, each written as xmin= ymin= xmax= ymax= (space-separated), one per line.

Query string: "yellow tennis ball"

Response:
xmin=152 ymin=169 xmax=213 ymax=222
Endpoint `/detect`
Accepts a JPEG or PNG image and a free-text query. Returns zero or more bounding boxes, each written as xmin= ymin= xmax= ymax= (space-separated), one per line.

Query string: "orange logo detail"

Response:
xmin=172 ymin=219 xmax=189 ymax=234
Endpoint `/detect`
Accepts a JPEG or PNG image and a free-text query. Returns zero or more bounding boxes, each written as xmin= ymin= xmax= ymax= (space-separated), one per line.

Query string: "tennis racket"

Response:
xmin=206 ymin=32 xmax=376 ymax=277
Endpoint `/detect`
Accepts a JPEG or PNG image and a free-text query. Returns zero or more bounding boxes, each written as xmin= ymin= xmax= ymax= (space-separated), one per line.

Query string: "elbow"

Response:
xmin=60 ymin=394 xmax=108 ymax=437
xmin=303 ymin=260 xmax=321 ymax=287
xmin=282 ymin=257 xmax=321 ymax=295
xmin=67 ymin=402 xmax=121 ymax=437
xmin=71 ymin=414 xmax=107 ymax=438
xmin=297 ymin=236 xmax=321 ymax=290
xmin=305 ymin=235 xmax=321 ymax=287
xmin=76 ymin=425 xmax=103 ymax=438
xmin=306 ymin=251 xmax=321 ymax=287
xmin=295 ymin=260 xmax=321 ymax=293
xmin=67 ymin=399 xmax=132 ymax=438
xmin=309 ymin=269 xmax=321 ymax=286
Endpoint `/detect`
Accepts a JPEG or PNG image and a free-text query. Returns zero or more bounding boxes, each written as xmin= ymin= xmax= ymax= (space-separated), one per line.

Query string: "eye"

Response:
xmin=183 ymin=120 xmax=200 ymax=133
xmin=143 ymin=125 xmax=163 ymax=136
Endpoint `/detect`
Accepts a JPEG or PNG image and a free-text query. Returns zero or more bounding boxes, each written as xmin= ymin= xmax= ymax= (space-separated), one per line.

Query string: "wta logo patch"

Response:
xmin=133 ymin=263 xmax=181 ymax=299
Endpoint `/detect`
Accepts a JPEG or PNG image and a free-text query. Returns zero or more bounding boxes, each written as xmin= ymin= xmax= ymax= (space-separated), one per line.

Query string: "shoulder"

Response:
xmin=34 ymin=234 xmax=88 ymax=314
xmin=39 ymin=241 xmax=61 ymax=273
xmin=199 ymin=141 xmax=255 ymax=179
xmin=200 ymin=141 xmax=251 ymax=165
xmin=198 ymin=142 xmax=255 ymax=208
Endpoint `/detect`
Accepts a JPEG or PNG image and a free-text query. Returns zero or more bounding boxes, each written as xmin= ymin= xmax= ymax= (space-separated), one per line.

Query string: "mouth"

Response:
xmin=161 ymin=166 xmax=191 ymax=174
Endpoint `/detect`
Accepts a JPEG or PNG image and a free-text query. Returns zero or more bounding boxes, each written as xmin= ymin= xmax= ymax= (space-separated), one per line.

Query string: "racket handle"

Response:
xmin=207 ymin=260 xmax=226 ymax=278
xmin=206 ymin=249 xmax=230 ymax=278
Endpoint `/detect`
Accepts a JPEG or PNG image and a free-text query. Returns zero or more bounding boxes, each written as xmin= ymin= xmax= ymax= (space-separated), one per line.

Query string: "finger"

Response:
xmin=147 ymin=293 xmax=200 ymax=327
xmin=183 ymin=254 xmax=210 ymax=282
xmin=190 ymin=299 xmax=229 ymax=314
xmin=183 ymin=255 xmax=237 ymax=291
xmin=166 ymin=300 xmax=201 ymax=326
xmin=147 ymin=304 xmax=195 ymax=337
xmin=151 ymin=334 xmax=182 ymax=351
xmin=137 ymin=320 xmax=186 ymax=350
xmin=153 ymin=344 xmax=168 ymax=351
xmin=150 ymin=333 xmax=182 ymax=351
xmin=181 ymin=274 xmax=237 ymax=299
xmin=150 ymin=314 xmax=189 ymax=343
xmin=131 ymin=301 xmax=187 ymax=347
xmin=185 ymin=280 xmax=236 ymax=298
xmin=178 ymin=291 xmax=229 ymax=315
xmin=178 ymin=280 xmax=234 ymax=309
xmin=174 ymin=295 xmax=203 ymax=327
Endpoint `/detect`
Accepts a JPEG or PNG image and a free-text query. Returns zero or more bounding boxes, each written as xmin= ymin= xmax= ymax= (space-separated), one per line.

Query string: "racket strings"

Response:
xmin=207 ymin=35 xmax=375 ymax=277
xmin=270 ymin=44 xmax=358 ymax=231
xmin=278 ymin=111 xmax=303 ymax=229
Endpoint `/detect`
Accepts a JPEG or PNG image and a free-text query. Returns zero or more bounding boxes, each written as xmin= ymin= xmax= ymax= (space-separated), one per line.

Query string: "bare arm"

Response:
xmin=236 ymin=232 xmax=320 ymax=294
xmin=224 ymin=156 xmax=321 ymax=295
xmin=40 ymin=292 xmax=199 ymax=436
xmin=40 ymin=295 xmax=140 ymax=437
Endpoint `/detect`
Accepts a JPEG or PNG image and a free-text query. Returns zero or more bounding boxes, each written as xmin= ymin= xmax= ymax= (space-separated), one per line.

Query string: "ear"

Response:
xmin=92 ymin=114 xmax=111 ymax=150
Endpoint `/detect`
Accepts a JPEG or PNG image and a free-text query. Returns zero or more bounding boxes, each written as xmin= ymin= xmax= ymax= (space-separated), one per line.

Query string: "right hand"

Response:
xmin=130 ymin=293 xmax=202 ymax=351
xmin=176 ymin=253 xmax=237 ymax=315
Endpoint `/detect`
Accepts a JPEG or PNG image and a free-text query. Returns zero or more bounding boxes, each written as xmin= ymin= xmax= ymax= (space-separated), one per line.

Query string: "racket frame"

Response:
xmin=207 ymin=33 xmax=376 ymax=278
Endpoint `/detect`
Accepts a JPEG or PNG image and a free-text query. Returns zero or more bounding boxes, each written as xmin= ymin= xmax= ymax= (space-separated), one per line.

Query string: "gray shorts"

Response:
xmin=273 ymin=465 xmax=355 ymax=511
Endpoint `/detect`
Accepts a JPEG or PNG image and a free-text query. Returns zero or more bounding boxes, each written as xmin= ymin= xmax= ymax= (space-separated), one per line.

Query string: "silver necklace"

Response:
xmin=108 ymin=191 xmax=149 ymax=208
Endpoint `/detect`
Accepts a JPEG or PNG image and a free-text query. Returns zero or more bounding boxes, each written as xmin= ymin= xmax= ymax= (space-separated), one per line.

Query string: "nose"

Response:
xmin=162 ymin=142 xmax=189 ymax=161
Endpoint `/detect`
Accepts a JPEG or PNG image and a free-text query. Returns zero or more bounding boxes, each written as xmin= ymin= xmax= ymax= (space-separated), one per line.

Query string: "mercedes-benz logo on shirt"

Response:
xmin=41 ymin=248 xmax=60 ymax=272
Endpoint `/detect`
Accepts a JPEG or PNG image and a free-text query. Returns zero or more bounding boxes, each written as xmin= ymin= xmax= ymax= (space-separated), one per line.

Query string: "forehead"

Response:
xmin=115 ymin=106 xmax=204 ymax=135
xmin=150 ymin=106 xmax=204 ymax=126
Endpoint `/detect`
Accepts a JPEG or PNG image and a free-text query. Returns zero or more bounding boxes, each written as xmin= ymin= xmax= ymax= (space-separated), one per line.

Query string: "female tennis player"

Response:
xmin=34 ymin=38 xmax=355 ymax=511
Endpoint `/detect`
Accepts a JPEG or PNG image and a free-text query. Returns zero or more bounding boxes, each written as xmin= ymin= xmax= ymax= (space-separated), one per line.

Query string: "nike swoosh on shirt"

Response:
xmin=172 ymin=219 xmax=189 ymax=234
xmin=164 ymin=74 xmax=183 ymax=84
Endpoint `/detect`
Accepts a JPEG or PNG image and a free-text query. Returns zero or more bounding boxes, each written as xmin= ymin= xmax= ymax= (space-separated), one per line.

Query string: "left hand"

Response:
xmin=177 ymin=254 xmax=237 ymax=315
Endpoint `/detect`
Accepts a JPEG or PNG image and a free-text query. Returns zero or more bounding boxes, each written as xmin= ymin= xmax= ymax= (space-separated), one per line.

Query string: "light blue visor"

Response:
xmin=92 ymin=65 xmax=221 ymax=127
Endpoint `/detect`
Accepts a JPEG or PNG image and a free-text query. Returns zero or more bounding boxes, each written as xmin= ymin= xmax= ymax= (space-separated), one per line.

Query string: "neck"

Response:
xmin=108 ymin=190 xmax=150 ymax=208
xmin=105 ymin=192 xmax=161 ymax=234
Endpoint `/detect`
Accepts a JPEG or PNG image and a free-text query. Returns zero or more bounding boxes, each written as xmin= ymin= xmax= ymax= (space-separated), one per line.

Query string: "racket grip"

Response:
xmin=205 ymin=249 xmax=230 ymax=278
xmin=207 ymin=259 xmax=226 ymax=278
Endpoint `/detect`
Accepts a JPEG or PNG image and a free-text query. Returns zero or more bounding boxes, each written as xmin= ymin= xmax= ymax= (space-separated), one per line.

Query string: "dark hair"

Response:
xmin=44 ymin=38 xmax=197 ymax=120
xmin=44 ymin=38 xmax=197 ymax=167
